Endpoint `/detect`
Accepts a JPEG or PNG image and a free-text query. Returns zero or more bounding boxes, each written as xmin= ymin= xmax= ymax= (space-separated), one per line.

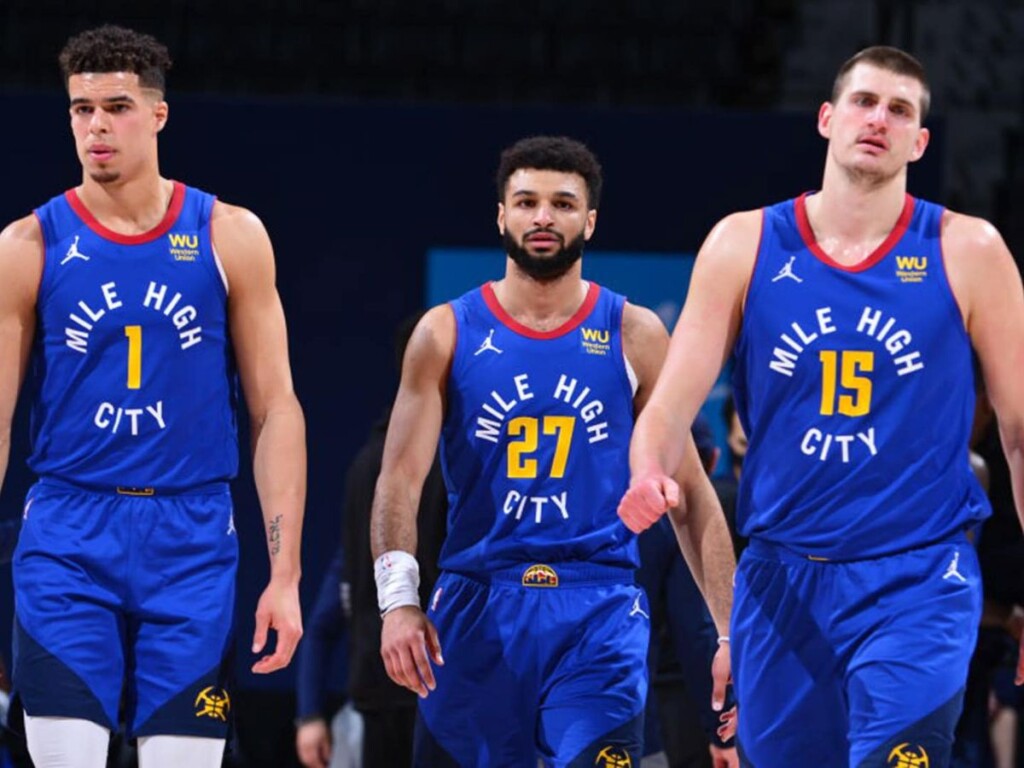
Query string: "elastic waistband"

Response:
xmin=37 ymin=477 xmax=230 ymax=498
xmin=453 ymin=562 xmax=635 ymax=588
xmin=746 ymin=530 xmax=969 ymax=565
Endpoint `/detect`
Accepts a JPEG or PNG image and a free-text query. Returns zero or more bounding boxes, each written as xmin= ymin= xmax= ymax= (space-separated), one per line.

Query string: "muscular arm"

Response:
xmin=943 ymin=213 xmax=1024 ymax=682
xmin=623 ymin=303 xmax=734 ymax=635
xmin=370 ymin=305 xmax=454 ymax=560
xmin=0 ymin=216 xmax=43 ymax=497
xmin=212 ymin=201 xmax=306 ymax=672
xmin=630 ymin=211 xmax=760 ymax=483
xmin=369 ymin=306 xmax=453 ymax=697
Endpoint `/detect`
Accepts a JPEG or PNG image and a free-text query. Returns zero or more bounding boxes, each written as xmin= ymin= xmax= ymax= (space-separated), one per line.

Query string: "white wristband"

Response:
xmin=374 ymin=550 xmax=421 ymax=617
xmin=717 ymin=636 xmax=730 ymax=645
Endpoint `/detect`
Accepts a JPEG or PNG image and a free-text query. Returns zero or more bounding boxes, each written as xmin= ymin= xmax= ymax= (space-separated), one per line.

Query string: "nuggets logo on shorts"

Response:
xmin=595 ymin=745 xmax=632 ymax=767
xmin=887 ymin=743 xmax=929 ymax=768
xmin=522 ymin=564 xmax=559 ymax=587
xmin=194 ymin=686 xmax=231 ymax=721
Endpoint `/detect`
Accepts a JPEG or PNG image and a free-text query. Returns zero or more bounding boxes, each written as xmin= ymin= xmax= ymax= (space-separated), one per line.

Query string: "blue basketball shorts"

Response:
xmin=414 ymin=563 xmax=649 ymax=768
xmin=12 ymin=478 xmax=238 ymax=739
xmin=732 ymin=534 xmax=981 ymax=767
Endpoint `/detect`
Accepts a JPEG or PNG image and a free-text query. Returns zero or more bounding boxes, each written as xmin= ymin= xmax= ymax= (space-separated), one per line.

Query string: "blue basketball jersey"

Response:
xmin=439 ymin=282 xmax=637 ymax=572
xmin=29 ymin=182 xmax=238 ymax=490
xmin=732 ymin=193 xmax=986 ymax=559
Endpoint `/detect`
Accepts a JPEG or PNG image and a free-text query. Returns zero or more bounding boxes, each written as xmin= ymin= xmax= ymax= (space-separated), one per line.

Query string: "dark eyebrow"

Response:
xmin=510 ymin=189 xmax=580 ymax=200
xmin=69 ymin=94 xmax=137 ymax=107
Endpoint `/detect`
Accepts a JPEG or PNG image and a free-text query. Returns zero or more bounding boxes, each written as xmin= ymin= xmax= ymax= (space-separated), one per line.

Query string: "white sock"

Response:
xmin=137 ymin=734 xmax=226 ymax=768
xmin=24 ymin=715 xmax=110 ymax=768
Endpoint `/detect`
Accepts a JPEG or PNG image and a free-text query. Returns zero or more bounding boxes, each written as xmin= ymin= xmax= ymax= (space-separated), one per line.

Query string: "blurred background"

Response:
xmin=1 ymin=1 xmax=1022 ymax=765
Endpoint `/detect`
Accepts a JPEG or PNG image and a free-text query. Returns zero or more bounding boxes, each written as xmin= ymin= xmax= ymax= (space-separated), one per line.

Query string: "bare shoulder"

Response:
xmin=941 ymin=209 xmax=1016 ymax=287
xmin=0 ymin=214 xmax=45 ymax=288
xmin=940 ymin=209 xmax=1020 ymax=328
xmin=404 ymin=304 xmax=457 ymax=375
xmin=621 ymin=301 xmax=670 ymax=393
xmin=0 ymin=214 xmax=44 ymax=248
xmin=210 ymin=200 xmax=269 ymax=244
xmin=941 ymin=209 xmax=1008 ymax=257
xmin=700 ymin=209 xmax=763 ymax=258
xmin=622 ymin=302 xmax=669 ymax=351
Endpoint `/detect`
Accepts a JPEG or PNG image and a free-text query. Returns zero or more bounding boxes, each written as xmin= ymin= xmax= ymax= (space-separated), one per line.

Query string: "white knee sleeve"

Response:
xmin=24 ymin=715 xmax=110 ymax=768
xmin=137 ymin=734 xmax=226 ymax=768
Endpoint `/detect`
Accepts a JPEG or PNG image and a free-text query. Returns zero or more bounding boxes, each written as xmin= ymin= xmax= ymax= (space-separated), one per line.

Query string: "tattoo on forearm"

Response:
xmin=268 ymin=515 xmax=282 ymax=557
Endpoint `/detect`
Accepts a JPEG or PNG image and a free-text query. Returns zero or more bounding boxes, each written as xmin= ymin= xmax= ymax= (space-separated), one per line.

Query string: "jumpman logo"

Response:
xmin=771 ymin=255 xmax=803 ymax=283
xmin=60 ymin=235 xmax=90 ymax=265
xmin=226 ymin=513 xmax=236 ymax=536
xmin=943 ymin=550 xmax=966 ymax=582
xmin=474 ymin=328 xmax=503 ymax=355
xmin=629 ymin=594 xmax=649 ymax=619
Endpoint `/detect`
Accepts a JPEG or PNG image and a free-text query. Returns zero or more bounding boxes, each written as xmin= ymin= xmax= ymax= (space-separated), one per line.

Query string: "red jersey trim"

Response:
xmin=65 ymin=180 xmax=186 ymax=245
xmin=481 ymin=281 xmax=600 ymax=339
xmin=795 ymin=192 xmax=915 ymax=273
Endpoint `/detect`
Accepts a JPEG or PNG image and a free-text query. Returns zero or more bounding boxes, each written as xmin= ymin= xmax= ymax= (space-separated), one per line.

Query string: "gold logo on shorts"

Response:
xmin=194 ymin=686 xmax=231 ymax=721
xmin=888 ymin=743 xmax=929 ymax=768
xmin=522 ymin=564 xmax=559 ymax=587
xmin=595 ymin=745 xmax=632 ymax=767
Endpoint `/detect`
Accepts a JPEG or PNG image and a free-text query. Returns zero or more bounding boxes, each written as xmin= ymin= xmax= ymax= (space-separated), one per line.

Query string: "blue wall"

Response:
xmin=0 ymin=90 xmax=945 ymax=691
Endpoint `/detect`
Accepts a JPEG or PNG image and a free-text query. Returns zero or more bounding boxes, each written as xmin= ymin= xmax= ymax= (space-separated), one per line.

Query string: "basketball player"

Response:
xmin=370 ymin=136 xmax=735 ymax=767
xmin=618 ymin=46 xmax=1024 ymax=766
xmin=0 ymin=26 xmax=305 ymax=767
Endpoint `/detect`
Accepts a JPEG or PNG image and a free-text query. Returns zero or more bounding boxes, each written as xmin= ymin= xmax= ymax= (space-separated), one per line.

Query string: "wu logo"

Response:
xmin=60 ymin=235 xmax=90 ymax=265
xmin=168 ymin=233 xmax=199 ymax=249
xmin=896 ymin=256 xmax=927 ymax=271
xmin=581 ymin=328 xmax=609 ymax=343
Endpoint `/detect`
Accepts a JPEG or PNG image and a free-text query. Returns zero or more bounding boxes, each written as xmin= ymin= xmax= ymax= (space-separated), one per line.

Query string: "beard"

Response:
xmin=503 ymin=228 xmax=586 ymax=283
xmin=88 ymin=170 xmax=121 ymax=184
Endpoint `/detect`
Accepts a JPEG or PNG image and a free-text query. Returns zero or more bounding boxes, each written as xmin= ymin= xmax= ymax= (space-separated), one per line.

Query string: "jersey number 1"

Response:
xmin=124 ymin=325 xmax=142 ymax=389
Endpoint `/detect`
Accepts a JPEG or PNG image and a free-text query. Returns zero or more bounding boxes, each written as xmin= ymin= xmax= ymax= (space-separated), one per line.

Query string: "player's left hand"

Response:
xmin=252 ymin=577 xmax=303 ymax=673
xmin=709 ymin=743 xmax=739 ymax=768
xmin=711 ymin=639 xmax=732 ymax=712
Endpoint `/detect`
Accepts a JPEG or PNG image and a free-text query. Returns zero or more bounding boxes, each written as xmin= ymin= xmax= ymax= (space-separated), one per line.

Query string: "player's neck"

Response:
xmin=493 ymin=266 xmax=588 ymax=333
xmin=806 ymin=166 xmax=908 ymax=265
xmin=76 ymin=172 xmax=175 ymax=236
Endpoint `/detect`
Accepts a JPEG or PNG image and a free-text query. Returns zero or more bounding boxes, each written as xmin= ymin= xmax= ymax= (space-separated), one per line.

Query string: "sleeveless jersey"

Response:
xmin=732 ymin=193 xmax=986 ymax=559
xmin=29 ymin=182 xmax=238 ymax=490
xmin=439 ymin=282 xmax=637 ymax=572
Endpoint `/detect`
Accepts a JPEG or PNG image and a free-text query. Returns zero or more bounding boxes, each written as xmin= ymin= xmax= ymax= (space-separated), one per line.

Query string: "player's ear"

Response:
xmin=153 ymin=100 xmax=169 ymax=134
xmin=497 ymin=202 xmax=506 ymax=235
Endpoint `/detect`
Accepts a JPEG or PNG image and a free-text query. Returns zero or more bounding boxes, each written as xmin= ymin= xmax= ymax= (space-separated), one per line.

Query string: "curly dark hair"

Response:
xmin=59 ymin=25 xmax=172 ymax=93
xmin=495 ymin=136 xmax=603 ymax=209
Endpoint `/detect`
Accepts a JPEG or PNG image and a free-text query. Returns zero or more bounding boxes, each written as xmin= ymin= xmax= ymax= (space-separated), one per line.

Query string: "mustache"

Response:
xmin=524 ymin=228 xmax=565 ymax=242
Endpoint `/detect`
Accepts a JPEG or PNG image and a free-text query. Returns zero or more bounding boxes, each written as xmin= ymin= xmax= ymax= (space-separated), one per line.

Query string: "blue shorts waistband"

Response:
xmin=746 ymin=530 xmax=970 ymax=564
xmin=36 ymin=477 xmax=231 ymax=498
xmin=453 ymin=562 xmax=635 ymax=587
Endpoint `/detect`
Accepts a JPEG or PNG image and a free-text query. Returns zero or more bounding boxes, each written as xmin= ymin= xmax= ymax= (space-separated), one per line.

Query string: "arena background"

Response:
xmin=1 ymin=1 xmax=1021 ymax=764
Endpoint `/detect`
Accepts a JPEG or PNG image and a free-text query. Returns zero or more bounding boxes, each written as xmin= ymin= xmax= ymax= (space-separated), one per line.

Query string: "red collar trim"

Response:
xmin=481 ymin=281 xmax=600 ymax=339
xmin=65 ymin=180 xmax=186 ymax=245
xmin=795 ymin=191 xmax=915 ymax=272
